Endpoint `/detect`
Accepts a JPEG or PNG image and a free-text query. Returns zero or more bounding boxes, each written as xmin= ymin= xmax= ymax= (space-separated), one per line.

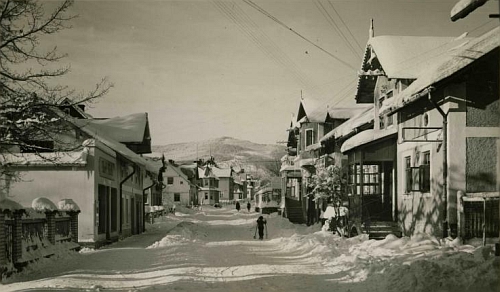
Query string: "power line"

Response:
xmin=212 ymin=0 xmax=321 ymax=95
xmin=327 ymin=0 xmax=364 ymax=53
xmin=241 ymin=0 xmax=358 ymax=71
xmin=313 ymin=0 xmax=361 ymax=60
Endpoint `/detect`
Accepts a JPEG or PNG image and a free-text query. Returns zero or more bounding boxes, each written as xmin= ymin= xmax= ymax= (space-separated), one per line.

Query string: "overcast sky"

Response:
xmin=46 ymin=0 xmax=498 ymax=145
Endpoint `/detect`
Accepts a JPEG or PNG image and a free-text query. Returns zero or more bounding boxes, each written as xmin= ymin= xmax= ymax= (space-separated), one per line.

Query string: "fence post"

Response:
xmin=0 ymin=213 xmax=6 ymax=267
xmin=68 ymin=211 xmax=80 ymax=243
xmin=12 ymin=211 xmax=23 ymax=264
xmin=46 ymin=211 xmax=56 ymax=245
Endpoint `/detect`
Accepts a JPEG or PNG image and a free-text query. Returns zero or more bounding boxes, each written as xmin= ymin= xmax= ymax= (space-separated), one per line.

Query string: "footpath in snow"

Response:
xmin=1 ymin=205 xmax=498 ymax=292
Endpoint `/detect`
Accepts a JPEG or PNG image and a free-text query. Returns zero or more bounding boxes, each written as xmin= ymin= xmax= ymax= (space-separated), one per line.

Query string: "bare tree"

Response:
xmin=0 ymin=0 xmax=111 ymax=182
xmin=0 ymin=0 xmax=111 ymax=151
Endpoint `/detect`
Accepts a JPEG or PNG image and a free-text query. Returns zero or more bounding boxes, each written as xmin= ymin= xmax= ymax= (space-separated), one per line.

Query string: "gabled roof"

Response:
xmin=82 ymin=113 xmax=150 ymax=143
xmin=380 ymin=27 xmax=499 ymax=115
xmin=355 ymin=33 xmax=471 ymax=103
xmin=296 ymin=97 xmax=324 ymax=123
xmin=368 ymin=35 xmax=464 ymax=79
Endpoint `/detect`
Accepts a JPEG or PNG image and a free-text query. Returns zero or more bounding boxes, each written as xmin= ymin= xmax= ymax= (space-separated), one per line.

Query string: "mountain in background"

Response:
xmin=151 ymin=137 xmax=286 ymax=178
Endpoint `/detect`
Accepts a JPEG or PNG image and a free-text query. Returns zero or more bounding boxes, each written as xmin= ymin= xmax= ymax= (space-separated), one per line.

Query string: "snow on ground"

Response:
xmin=1 ymin=205 xmax=498 ymax=292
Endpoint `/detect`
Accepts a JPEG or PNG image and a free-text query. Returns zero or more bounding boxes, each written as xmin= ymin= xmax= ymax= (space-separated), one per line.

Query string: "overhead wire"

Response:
xmin=241 ymin=0 xmax=358 ymax=71
xmin=212 ymin=0 xmax=320 ymax=96
xmin=326 ymin=0 xmax=364 ymax=53
xmin=313 ymin=0 xmax=361 ymax=60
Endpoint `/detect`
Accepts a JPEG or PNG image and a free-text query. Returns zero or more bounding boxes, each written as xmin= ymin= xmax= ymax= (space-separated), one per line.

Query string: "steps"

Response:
xmin=365 ymin=221 xmax=402 ymax=240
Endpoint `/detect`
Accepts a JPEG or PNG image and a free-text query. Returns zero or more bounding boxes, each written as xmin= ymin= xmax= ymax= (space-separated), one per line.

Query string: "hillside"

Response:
xmin=151 ymin=137 xmax=286 ymax=177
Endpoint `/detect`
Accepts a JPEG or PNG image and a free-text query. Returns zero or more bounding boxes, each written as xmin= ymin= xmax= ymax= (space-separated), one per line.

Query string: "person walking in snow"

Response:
xmin=236 ymin=201 xmax=241 ymax=212
xmin=254 ymin=216 xmax=267 ymax=240
xmin=247 ymin=201 xmax=251 ymax=212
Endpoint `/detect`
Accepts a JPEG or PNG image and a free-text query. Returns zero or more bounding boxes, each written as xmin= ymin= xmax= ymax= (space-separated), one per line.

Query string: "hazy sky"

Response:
xmin=45 ymin=0 xmax=498 ymax=145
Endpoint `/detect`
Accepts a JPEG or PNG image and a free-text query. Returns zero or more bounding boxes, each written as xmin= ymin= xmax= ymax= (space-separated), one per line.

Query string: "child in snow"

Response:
xmin=254 ymin=216 xmax=267 ymax=240
xmin=236 ymin=201 xmax=241 ymax=212
xmin=247 ymin=202 xmax=251 ymax=212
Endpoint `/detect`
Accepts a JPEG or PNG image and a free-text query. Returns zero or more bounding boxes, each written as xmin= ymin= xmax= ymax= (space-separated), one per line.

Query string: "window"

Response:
xmin=205 ymin=193 xmax=208 ymax=200
xmin=99 ymin=158 xmax=115 ymax=179
xmin=180 ymin=181 xmax=183 ymax=185
xmin=174 ymin=193 xmax=180 ymax=202
xmin=420 ymin=151 xmax=430 ymax=192
xmin=362 ymin=164 xmax=380 ymax=195
xmin=167 ymin=177 xmax=174 ymax=185
xmin=406 ymin=152 xmax=430 ymax=192
xmin=305 ymin=129 xmax=314 ymax=147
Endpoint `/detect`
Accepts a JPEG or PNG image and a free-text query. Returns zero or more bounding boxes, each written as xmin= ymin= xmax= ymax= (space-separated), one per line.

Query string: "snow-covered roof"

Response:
xmin=326 ymin=105 xmax=372 ymax=121
xmin=81 ymin=113 xmax=149 ymax=143
xmin=320 ymin=105 xmax=374 ymax=142
xmin=341 ymin=127 xmax=398 ymax=153
xmin=0 ymin=151 xmax=88 ymax=167
xmin=368 ymin=35 xmax=464 ymax=79
xmin=380 ymin=27 xmax=499 ymax=115
xmin=296 ymin=97 xmax=324 ymax=122
xmin=355 ymin=33 xmax=472 ymax=103
xmin=73 ymin=120 xmax=157 ymax=173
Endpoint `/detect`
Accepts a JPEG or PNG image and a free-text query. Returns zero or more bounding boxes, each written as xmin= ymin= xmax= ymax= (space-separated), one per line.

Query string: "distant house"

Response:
xmin=198 ymin=166 xmax=220 ymax=205
xmin=212 ymin=167 xmax=234 ymax=203
xmin=163 ymin=161 xmax=197 ymax=206
xmin=0 ymin=104 xmax=159 ymax=247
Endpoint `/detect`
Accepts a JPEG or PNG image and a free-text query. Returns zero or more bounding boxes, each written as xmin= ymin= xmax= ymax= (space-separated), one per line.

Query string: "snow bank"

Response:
xmin=32 ymin=197 xmax=57 ymax=212
xmin=147 ymin=235 xmax=192 ymax=249
xmin=57 ymin=199 xmax=80 ymax=212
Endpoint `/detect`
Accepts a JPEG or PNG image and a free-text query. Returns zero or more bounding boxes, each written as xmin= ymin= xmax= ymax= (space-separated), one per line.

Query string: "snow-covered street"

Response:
xmin=2 ymin=205 xmax=498 ymax=292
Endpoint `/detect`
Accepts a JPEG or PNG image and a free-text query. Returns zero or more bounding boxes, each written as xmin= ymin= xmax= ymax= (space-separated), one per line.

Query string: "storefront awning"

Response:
xmin=341 ymin=127 xmax=397 ymax=153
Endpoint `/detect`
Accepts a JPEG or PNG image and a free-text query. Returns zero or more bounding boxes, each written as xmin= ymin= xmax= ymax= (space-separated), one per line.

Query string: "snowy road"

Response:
xmin=2 ymin=205 xmax=499 ymax=292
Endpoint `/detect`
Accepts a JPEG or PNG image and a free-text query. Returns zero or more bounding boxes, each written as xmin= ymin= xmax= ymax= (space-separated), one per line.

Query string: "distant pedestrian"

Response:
xmin=236 ymin=201 xmax=241 ymax=212
xmin=254 ymin=216 xmax=267 ymax=240
xmin=247 ymin=202 xmax=251 ymax=212
xmin=171 ymin=203 xmax=176 ymax=214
